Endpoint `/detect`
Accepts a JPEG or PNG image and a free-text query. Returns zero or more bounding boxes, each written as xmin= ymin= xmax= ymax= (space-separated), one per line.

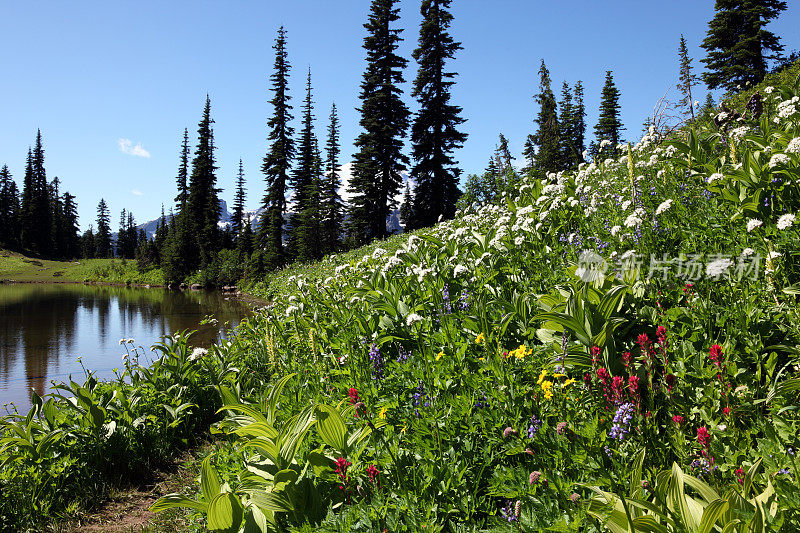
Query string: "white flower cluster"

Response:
xmin=777 ymin=98 xmax=798 ymax=119
xmin=777 ymin=213 xmax=795 ymax=230
xmin=770 ymin=153 xmax=790 ymax=168
xmin=655 ymin=199 xmax=673 ymax=215
xmin=786 ymin=137 xmax=800 ymax=154
xmin=707 ymin=173 xmax=724 ymax=184
xmin=747 ymin=219 xmax=763 ymax=232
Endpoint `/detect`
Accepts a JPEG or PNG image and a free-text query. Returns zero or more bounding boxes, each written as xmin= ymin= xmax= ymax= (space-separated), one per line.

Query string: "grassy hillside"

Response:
xmin=0 ymin=249 xmax=164 ymax=285
xmin=4 ymin=67 xmax=800 ymax=531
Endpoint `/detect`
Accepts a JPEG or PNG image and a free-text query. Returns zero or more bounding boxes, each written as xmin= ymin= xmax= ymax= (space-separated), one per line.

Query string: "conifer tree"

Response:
xmin=320 ymin=103 xmax=343 ymax=256
xmin=186 ymin=96 xmax=221 ymax=267
xmin=677 ymin=35 xmax=699 ymax=120
xmin=289 ymin=67 xmax=319 ymax=258
xmin=572 ymin=81 xmax=587 ymax=164
xmin=231 ymin=159 xmax=247 ymax=236
xmin=259 ymin=26 xmax=294 ymax=267
xmin=95 ymin=198 xmax=112 ymax=258
xmin=495 ymin=133 xmax=513 ymax=174
xmin=49 ymin=177 xmax=64 ymax=257
xmin=532 ymin=60 xmax=560 ymax=175
xmin=175 ymin=128 xmax=190 ymax=211
xmin=20 ymin=132 xmax=52 ymax=256
xmin=349 ymin=0 xmax=410 ymax=244
xmin=521 ymin=135 xmax=536 ymax=174
xmin=0 ymin=165 xmax=17 ymax=249
xmin=557 ymin=82 xmax=575 ymax=170
xmin=61 ymin=192 xmax=80 ymax=258
xmin=594 ymin=71 xmax=624 ymax=157
xmin=701 ymin=0 xmax=787 ymax=92
xmin=81 ymin=226 xmax=96 ymax=259
xmin=409 ymin=0 xmax=467 ymax=229
xmin=237 ymin=215 xmax=254 ymax=259
xmin=399 ymin=182 xmax=413 ymax=230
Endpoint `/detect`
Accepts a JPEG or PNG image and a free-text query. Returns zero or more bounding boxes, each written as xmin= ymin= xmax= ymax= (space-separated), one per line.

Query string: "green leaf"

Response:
xmin=150 ymin=493 xmax=208 ymax=513
xmin=201 ymin=456 xmax=222 ymax=503
xmin=247 ymin=489 xmax=294 ymax=512
xmin=207 ymin=492 xmax=244 ymax=533
xmin=698 ymin=499 xmax=729 ymax=533
xmin=315 ymin=404 xmax=348 ymax=453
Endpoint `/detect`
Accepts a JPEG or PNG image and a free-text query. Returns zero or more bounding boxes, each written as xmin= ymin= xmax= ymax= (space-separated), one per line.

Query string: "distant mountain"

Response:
xmin=133 ymin=164 xmax=413 ymax=239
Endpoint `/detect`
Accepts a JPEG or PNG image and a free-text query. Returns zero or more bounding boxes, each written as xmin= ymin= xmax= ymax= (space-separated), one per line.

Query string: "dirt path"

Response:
xmin=53 ymin=445 xmax=211 ymax=533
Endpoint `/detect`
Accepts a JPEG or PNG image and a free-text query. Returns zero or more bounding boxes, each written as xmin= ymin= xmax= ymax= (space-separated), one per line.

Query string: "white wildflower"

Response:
xmin=189 ymin=347 xmax=208 ymax=361
xmin=746 ymin=219 xmax=763 ymax=232
xmin=740 ymin=248 xmax=755 ymax=258
xmin=777 ymin=213 xmax=795 ymax=230
xmin=769 ymin=251 xmax=782 ymax=260
xmin=405 ymin=313 xmax=424 ymax=327
xmin=621 ymin=200 xmax=632 ymax=211
xmin=453 ymin=264 xmax=468 ymax=277
xmin=707 ymin=173 xmax=724 ymax=184
xmin=624 ymin=213 xmax=643 ymax=228
xmin=770 ymin=154 xmax=790 ymax=168
xmin=285 ymin=305 xmax=299 ymax=316
xmin=610 ymin=225 xmax=622 ymax=236
xmin=729 ymin=126 xmax=749 ymax=141
xmin=764 ymin=86 xmax=775 ymax=94
xmin=655 ymin=199 xmax=673 ymax=215
xmin=787 ymin=137 xmax=800 ymax=154
xmin=372 ymin=247 xmax=387 ymax=259
xmin=706 ymin=258 xmax=733 ymax=277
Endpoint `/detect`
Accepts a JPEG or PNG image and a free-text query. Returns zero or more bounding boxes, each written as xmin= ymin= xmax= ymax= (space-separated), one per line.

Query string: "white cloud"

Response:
xmin=118 ymin=138 xmax=151 ymax=158
xmin=131 ymin=189 xmax=143 ymax=196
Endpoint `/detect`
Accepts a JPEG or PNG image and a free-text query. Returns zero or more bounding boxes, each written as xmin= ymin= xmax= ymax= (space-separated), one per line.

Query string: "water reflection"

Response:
xmin=0 ymin=284 xmax=253 ymax=410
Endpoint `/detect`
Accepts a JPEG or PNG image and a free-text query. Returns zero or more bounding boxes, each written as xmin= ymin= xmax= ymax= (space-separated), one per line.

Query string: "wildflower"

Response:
xmin=735 ymin=467 xmax=745 ymax=484
xmin=453 ymin=264 xmax=468 ymax=277
xmin=500 ymin=500 xmax=518 ymax=523
xmin=405 ymin=313 xmax=424 ymax=326
xmin=562 ymin=378 xmax=577 ymax=387
xmin=610 ymin=225 xmax=622 ymax=236
xmin=475 ymin=332 xmax=485 ymax=344
xmin=777 ymin=213 xmax=796 ymax=230
xmin=570 ymin=493 xmax=580 ymax=504
xmin=556 ymin=421 xmax=568 ymax=435
xmin=628 ymin=375 xmax=640 ymax=398
xmin=697 ymin=426 xmax=711 ymax=448
xmin=188 ymin=347 xmax=208 ymax=361
xmin=624 ymin=213 xmax=643 ymax=228
xmin=529 ymin=470 xmax=542 ymax=484
xmin=672 ymin=415 xmax=684 ymax=426
xmin=541 ymin=380 xmax=554 ymax=400
xmin=722 ymin=406 xmax=731 ymax=416
xmin=665 ymin=373 xmax=676 ymax=393
xmin=537 ymin=369 xmax=548 ymax=385
xmin=609 ymin=402 xmax=635 ymax=440
xmin=707 ymin=173 xmax=724 ymax=184
xmin=378 ymin=406 xmax=387 ymax=419
xmin=436 ymin=350 xmax=444 ymax=361
xmin=655 ymin=199 xmax=673 ymax=215
xmin=706 ymin=258 xmax=733 ymax=278
xmin=528 ymin=416 xmax=542 ymax=439
xmin=367 ymin=464 xmax=380 ymax=484
xmin=348 ymin=387 xmax=360 ymax=404
xmin=335 ymin=457 xmax=352 ymax=491
xmin=709 ymin=344 xmax=723 ymax=367
xmin=769 ymin=153 xmax=790 ymax=168
xmin=787 ymin=137 xmax=800 ymax=154
xmin=746 ymin=219 xmax=763 ymax=232
xmin=622 ymin=351 xmax=632 ymax=368
xmin=503 ymin=427 xmax=518 ymax=439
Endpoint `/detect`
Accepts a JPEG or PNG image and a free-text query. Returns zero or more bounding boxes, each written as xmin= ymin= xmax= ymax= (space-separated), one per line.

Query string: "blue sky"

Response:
xmin=0 ymin=1 xmax=798 ymax=230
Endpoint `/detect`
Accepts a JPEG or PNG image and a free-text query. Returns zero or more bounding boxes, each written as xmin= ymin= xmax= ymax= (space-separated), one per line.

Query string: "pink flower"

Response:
xmin=529 ymin=470 xmax=541 ymax=484
xmin=665 ymin=373 xmax=676 ymax=393
xmin=503 ymin=427 xmax=518 ymax=439
xmin=735 ymin=467 xmax=745 ymax=484
xmin=367 ymin=464 xmax=380 ymax=484
xmin=622 ymin=351 xmax=632 ymax=368
xmin=672 ymin=415 xmax=684 ymax=426
xmin=697 ymin=426 xmax=711 ymax=448
xmin=709 ymin=345 xmax=723 ymax=367
xmin=348 ymin=387 xmax=360 ymax=404
xmin=723 ymin=406 xmax=731 ymax=416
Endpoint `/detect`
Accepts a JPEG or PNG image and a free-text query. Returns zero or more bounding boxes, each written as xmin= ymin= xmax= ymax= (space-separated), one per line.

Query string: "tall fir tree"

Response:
xmin=701 ymin=0 xmax=787 ymax=92
xmin=521 ymin=134 xmax=536 ymax=173
xmin=0 ymin=165 xmax=16 ymax=249
xmin=48 ymin=177 xmax=64 ymax=257
xmin=320 ymin=103 xmax=343 ymax=256
xmin=532 ymin=60 xmax=560 ymax=175
xmin=80 ymin=226 xmax=96 ymax=259
xmin=186 ymin=96 xmax=221 ymax=267
xmin=594 ymin=71 xmax=624 ymax=157
xmin=95 ymin=198 xmax=112 ymax=258
xmin=20 ymin=132 xmax=52 ymax=256
xmin=259 ymin=26 xmax=295 ymax=267
xmin=349 ymin=0 xmax=410 ymax=244
xmin=175 ymin=128 xmax=190 ymax=211
xmin=409 ymin=0 xmax=467 ymax=229
xmin=572 ymin=81 xmax=587 ymax=164
xmin=61 ymin=192 xmax=80 ymax=258
xmin=677 ymin=35 xmax=699 ymax=120
xmin=289 ymin=67 xmax=320 ymax=259
xmin=557 ymin=82 xmax=575 ymax=170
xmin=399 ymin=182 xmax=413 ymax=230
xmin=231 ymin=159 xmax=247 ymax=236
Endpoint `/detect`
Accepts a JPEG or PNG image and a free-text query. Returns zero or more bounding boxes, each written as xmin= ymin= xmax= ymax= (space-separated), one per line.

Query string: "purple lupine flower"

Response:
xmin=369 ymin=342 xmax=384 ymax=379
xmin=500 ymin=500 xmax=518 ymax=523
xmin=608 ymin=402 xmax=635 ymax=440
xmin=528 ymin=415 xmax=542 ymax=439
xmin=396 ymin=346 xmax=411 ymax=363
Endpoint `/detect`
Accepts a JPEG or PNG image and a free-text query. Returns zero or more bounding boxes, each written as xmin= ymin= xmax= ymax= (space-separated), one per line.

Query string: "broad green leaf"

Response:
xmin=201 ymin=456 xmax=222 ymax=503
xmin=207 ymin=492 xmax=244 ymax=533
xmin=315 ymin=403 xmax=348 ymax=453
xmin=150 ymin=493 xmax=208 ymax=513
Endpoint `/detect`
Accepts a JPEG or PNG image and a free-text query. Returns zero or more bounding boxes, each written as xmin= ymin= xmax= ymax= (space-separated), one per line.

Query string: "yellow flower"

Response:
xmin=436 ymin=351 xmax=445 ymax=361
xmin=552 ymin=373 xmax=567 ymax=379
xmin=476 ymin=332 xmax=485 ymax=344
xmin=401 ymin=424 xmax=407 ymax=435
xmin=379 ymin=406 xmax=387 ymax=419
xmin=478 ymin=357 xmax=485 ymax=362
xmin=541 ymin=380 xmax=554 ymax=400
xmin=537 ymin=369 xmax=548 ymax=385
xmin=563 ymin=378 xmax=577 ymax=388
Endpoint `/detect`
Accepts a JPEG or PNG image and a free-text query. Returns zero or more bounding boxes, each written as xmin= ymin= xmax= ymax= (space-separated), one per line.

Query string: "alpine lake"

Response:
xmin=0 ymin=283 xmax=254 ymax=412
